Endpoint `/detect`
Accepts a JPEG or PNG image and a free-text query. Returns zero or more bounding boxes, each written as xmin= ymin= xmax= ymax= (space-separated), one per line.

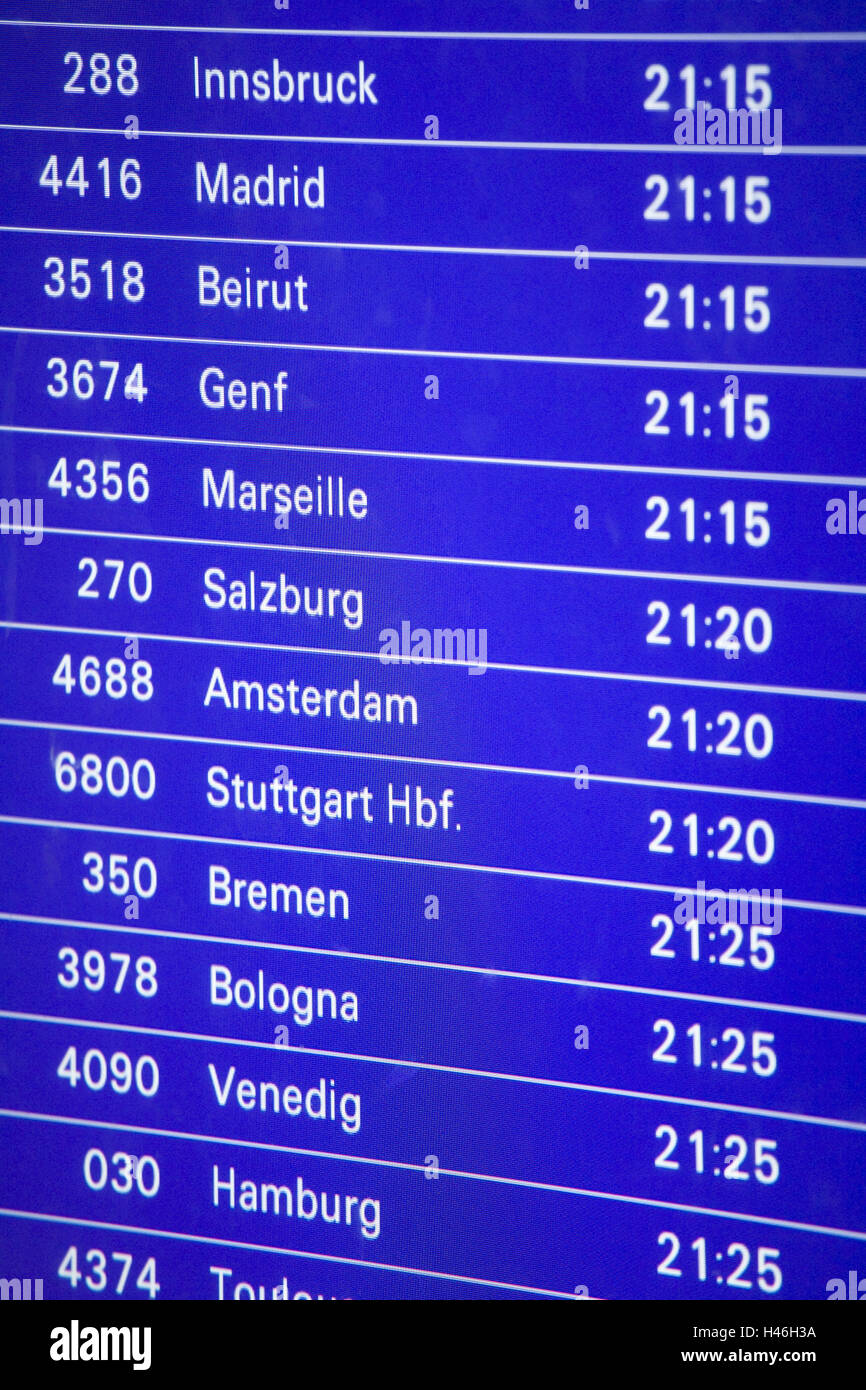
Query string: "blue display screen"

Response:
xmin=0 ymin=1 xmax=863 ymax=1302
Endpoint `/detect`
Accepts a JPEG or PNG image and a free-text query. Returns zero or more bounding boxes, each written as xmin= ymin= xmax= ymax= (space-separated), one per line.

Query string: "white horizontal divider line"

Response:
xmin=2 ymin=619 xmax=863 ymax=703
xmin=2 ymin=927 xmax=864 ymax=1021
xmin=0 ymin=1205 xmax=577 ymax=1298
xmin=3 ymin=322 xmax=865 ymax=378
xmin=34 ymin=524 xmax=866 ymax=596
xmin=2 ymin=226 xmax=864 ymax=268
xmin=1 ymin=1058 xmax=865 ymax=1146
xmin=4 ymin=715 xmax=866 ymax=810
xmin=2 ymin=422 xmax=864 ymax=486
xmin=0 ymin=816 xmax=862 ymax=917
xmin=2 ymin=122 xmax=865 ymax=156
xmin=1 ymin=1031 xmax=865 ymax=1137
xmin=1 ymin=22 xmax=865 ymax=41
xmin=2 ymin=1107 xmax=864 ymax=1240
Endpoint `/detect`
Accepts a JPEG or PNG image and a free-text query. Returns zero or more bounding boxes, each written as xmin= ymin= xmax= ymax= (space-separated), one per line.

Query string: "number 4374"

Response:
xmin=58 ymin=1245 xmax=159 ymax=1298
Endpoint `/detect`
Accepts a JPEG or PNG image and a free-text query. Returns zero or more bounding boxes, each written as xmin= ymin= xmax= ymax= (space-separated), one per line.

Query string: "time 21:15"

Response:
xmin=645 ymin=391 xmax=769 ymax=440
